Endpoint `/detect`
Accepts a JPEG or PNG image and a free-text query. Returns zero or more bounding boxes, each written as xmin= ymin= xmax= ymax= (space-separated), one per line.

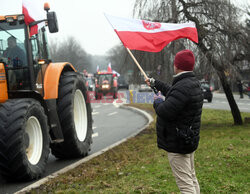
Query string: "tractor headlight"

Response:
xmin=6 ymin=17 xmax=14 ymax=23
xmin=17 ymin=15 xmax=25 ymax=21
xmin=102 ymin=85 xmax=109 ymax=89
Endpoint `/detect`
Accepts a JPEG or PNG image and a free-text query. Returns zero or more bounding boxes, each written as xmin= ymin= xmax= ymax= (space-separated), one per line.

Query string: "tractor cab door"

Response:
xmin=30 ymin=27 xmax=51 ymax=96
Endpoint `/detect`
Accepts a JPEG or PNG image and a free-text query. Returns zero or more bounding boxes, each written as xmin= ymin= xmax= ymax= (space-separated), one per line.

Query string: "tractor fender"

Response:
xmin=43 ymin=62 xmax=76 ymax=99
xmin=0 ymin=63 xmax=8 ymax=103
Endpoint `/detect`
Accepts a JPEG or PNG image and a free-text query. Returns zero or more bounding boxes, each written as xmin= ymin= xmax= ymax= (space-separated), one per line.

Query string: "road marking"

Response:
xmin=113 ymin=99 xmax=126 ymax=108
xmin=92 ymin=112 xmax=99 ymax=115
xmin=238 ymin=103 xmax=250 ymax=105
xmin=92 ymin=132 xmax=98 ymax=138
xmin=108 ymin=112 xmax=118 ymax=116
xmin=113 ymin=102 xmax=120 ymax=108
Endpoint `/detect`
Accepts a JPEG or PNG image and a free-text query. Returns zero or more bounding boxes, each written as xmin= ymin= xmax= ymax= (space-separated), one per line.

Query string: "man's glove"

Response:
xmin=145 ymin=77 xmax=158 ymax=94
xmin=149 ymin=77 xmax=155 ymax=87
xmin=150 ymin=77 xmax=159 ymax=94
xmin=154 ymin=91 xmax=164 ymax=104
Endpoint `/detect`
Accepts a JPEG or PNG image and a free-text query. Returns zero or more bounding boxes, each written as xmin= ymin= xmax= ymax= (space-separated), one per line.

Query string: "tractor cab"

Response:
xmin=0 ymin=3 xmax=58 ymax=100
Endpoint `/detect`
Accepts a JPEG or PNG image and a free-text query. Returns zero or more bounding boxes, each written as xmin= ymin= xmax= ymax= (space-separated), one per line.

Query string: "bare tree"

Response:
xmin=133 ymin=0 xmax=250 ymax=125
xmin=179 ymin=0 xmax=249 ymax=125
xmin=49 ymin=36 xmax=91 ymax=72
xmin=107 ymin=44 xmax=128 ymax=73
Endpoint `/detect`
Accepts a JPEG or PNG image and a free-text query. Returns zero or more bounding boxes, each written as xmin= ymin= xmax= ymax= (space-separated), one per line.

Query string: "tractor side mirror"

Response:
xmin=47 ymin=11 xmax=59 ymax=33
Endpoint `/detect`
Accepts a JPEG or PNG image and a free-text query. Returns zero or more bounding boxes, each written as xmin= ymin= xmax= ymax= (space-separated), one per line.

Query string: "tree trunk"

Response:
xmin=200 ymin=44 xmax=243 ymax=125
xmin=217 ymin=70 xmax=243 ymax=125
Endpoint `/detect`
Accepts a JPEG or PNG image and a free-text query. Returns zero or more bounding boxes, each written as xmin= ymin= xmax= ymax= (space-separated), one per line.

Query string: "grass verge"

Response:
xmin=30 ymin=104 xmax=250 ymax=194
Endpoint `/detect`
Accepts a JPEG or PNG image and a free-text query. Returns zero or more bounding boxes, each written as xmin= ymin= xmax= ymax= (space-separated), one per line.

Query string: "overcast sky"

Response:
xmin=49 ymin=0 xmax=135 ymax=56
xmin=1 ymin=0 xmax=135 ymax=56
xmin=1 ymin=0 xmax=249 ymax=56
xmin=48 ymin=0 xmax=249 ymax=56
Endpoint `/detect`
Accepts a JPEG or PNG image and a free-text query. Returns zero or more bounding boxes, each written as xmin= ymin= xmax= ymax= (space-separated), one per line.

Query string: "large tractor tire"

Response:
xmin=50 ymin=72 xmax=93 ymax=158
xmin=0 ymin=99 xmax=50 ymax=181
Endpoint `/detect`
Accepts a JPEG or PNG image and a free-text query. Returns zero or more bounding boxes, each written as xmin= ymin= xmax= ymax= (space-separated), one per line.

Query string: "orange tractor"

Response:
xmin=94 ymin=71 xmax=118 ymax=99
xmin=0 ymin=4 xmax=92 ymax=181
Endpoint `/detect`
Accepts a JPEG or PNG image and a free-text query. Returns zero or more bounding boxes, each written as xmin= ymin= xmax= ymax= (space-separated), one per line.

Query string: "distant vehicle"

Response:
xmin=138 ymin=83 xmax=153 ymax=92
xmin=242 ymin=80 xmax=250 ymax=94
xmin=138 ymin=73 xmax=153 ymax=92
xmin=118 ymin=76 xmax=129 ymax=90
xmin=200 ymin=81 xmax=213 ymax=102
xmin=86 ymin=77 xmax=95 ymax=91
xmin=95 ymin=72 xmax=118 ymax=99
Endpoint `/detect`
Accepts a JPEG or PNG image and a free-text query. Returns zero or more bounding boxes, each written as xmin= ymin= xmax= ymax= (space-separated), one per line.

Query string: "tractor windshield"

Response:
xmin=98 ymin=74 xmax=112 ymax=85
xmin=0 ymin=22 xmax=27 ymax=67
xmin=0 ymin=21 xmax=30 ymax=90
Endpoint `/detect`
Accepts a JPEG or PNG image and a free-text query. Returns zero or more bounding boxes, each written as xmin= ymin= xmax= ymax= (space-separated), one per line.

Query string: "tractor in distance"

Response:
xmin=94 ymin=71 xmax=118 ymax=99
xmin=0 ymin=3 xmax=92 ymax=181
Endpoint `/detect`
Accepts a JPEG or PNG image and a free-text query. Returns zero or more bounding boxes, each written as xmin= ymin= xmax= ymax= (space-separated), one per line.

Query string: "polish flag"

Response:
xmin=112 ymin=70 xmax=120 ymax=77
xmin=107 ymin=63 xmax=112 ymax=72
xmin=22 ymin=0 xmax=45 ymax=36
xmin=105 ymin=14 xmax=198 ymax=52
xmin=96 ymin=65 xmax=100 ymax=72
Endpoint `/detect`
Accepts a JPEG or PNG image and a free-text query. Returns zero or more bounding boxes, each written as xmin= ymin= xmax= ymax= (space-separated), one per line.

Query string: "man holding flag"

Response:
xmin=146 ymin=50 xmax=203 ymax=193
xmin=106 ymin=14 xmax=203 ymax=193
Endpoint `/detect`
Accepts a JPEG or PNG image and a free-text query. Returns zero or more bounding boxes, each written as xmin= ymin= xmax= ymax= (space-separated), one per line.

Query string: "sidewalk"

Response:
xmin=213 ymin=91 xmax=250 ymax=100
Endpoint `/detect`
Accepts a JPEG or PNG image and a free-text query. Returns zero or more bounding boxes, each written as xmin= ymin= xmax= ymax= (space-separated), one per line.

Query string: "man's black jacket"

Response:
xmin=153 ymin=72 xmax=203 ymax=154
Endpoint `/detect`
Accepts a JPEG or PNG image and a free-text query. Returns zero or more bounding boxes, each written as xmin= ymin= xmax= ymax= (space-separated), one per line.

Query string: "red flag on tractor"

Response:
xmin=107 ymin=62 xmax=112 ymax=73
xmin=22 ymin=0 xmax=45 ymax=36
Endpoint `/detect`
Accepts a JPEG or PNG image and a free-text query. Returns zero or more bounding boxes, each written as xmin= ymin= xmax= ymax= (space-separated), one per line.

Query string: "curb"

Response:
xmin=16 ymin=105 xmax=154 ymax=194
xmin=120 ymin=104 xmax=154 ymax=124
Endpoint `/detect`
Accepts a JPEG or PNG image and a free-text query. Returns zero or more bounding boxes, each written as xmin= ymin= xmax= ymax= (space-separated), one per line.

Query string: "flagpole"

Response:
xmin=126 ymin=48 xmax=148 ymax=80
xmin=126 ymin=47 xmax=159 ymax=94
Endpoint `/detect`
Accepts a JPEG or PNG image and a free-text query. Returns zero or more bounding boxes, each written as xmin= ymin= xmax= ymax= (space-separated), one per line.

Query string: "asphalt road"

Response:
xmin=130 ymin=89 xmax=250 ymax=112
xmin=203 ymin=92 xmax=250 ymax=112
xmin=0 ymin=91 xmax=147 ymax=194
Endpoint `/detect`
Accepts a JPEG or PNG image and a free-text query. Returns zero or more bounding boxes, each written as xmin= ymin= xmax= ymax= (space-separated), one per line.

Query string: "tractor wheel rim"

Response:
xmin=74 ymin=89 xmax=88 ymax=141
xmin=25 ymin=116 xmax=43 ymax=165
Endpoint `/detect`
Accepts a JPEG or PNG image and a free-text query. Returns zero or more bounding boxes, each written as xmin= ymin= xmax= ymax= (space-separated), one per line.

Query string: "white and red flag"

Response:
xmin=96 ymin=65 xmax=100 ymax=72
xmin=105 ymin=14 xmax=198 ymax=52
xmin=22 ymin=0 xmax=45 ymax=36
xmin=107 ymin=62 xmax=112 ymax=72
